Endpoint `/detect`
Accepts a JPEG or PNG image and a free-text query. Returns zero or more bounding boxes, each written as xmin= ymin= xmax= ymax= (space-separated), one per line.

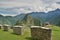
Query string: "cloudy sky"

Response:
xmin=0 ymin=0 xmax=60 ymax=16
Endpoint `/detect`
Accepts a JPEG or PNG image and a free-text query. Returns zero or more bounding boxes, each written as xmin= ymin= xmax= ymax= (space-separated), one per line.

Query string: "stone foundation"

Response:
xmin=13 ymin=26 xmax=23 ymax=35
xmin=31 ymin=26 xmax=52 ymax=40
xmin=0 ymin=25 xmax=2 ymax=29
xmin=0 ymin=26 xmax=1 ymax=29
xmin=3 ymin=25 xmax=9 ymax=31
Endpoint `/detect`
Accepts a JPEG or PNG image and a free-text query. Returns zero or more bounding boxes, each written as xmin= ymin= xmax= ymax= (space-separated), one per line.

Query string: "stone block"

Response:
xmin=31 ymin=26 xmax=52 ymax=40
xmin=3 ymin=25 xmax=10 ymax=31
xmin=13 ymin=26 xmax=23 ymax=35
xmin=0 ymin=25 xmax=2 ymax=29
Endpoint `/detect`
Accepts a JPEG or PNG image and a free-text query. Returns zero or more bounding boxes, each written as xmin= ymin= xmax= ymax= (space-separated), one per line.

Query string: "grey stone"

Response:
xmin=13 ymin=26 xmax=23 ymax=35
xmin=31 ymin=26 xmax=52 ymax=40
xmin=3 ymin=25 xmax=10 ymax=31
xmin=0 ymin=25 xmax=2 ymax=29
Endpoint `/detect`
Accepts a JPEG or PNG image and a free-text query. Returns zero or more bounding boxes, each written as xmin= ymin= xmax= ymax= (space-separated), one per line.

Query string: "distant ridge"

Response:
xmin=0 ymin=8 xmax=60 ymax=26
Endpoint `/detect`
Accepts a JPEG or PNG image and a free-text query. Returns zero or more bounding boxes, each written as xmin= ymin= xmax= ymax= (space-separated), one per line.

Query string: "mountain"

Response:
xmin=0 ymin=14 xmax=26 ymax=26
xmin=46 ymin=9 xmax=60 ymax=25
xmin=4 ymin=16 xmax=14 ymax=26
xmin=0 ymin=15 xmax=14 ymax=26
xmin=18 ymin=9 xmax=60 ymax=26
xmin=29 ymin=12 xmax=47 ymax=23
xmin=0 ymin=8 xmax=60 ymax=26
xmin=0 ymin=15 xmax=4 ymax=25
xmin=0 ymin=8 xmax=17 ymax=16
xmin=14 ymin=13 xmax=26 ymax=24
xmin=28 ymin=8 xmax=60 ymax=26
xmin=14 ymin=14 xmax=26 ymax=21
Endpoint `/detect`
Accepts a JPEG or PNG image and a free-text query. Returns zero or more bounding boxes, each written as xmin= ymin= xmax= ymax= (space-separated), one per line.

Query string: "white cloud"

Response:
xmin=1 ymin=14 xmax=16 ymax=16
xmin=51 ymin=3 xmax=60 ymax=8
xmin=0 ymin=2 xmax=30 ymax=8
xmin=0 ymin=0 xmax=60 ymax=16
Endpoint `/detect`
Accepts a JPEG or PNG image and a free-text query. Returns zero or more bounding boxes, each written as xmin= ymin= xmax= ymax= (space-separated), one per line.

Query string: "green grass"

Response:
xmin=0 ymin=26 xmax=60 ymax=40
xmin=0 ymin=28 xmax=31 ymax=40
xmin=52 ymin=26 xmax=60 ymax=40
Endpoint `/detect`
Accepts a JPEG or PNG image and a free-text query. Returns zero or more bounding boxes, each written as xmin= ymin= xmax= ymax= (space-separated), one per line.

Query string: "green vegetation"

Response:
xmin=0 ymin=28 xmax=31 ymax=40
xmin=52 ymin=26 xmax=60 ymax=40
xmin=0 ymin=26 xmax=60 ymax=40
xmin=15 ymin=14 xmax=42 ymax=26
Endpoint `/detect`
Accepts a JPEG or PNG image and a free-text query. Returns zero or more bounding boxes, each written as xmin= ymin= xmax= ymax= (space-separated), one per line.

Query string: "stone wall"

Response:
xmin=0 ymin=25 xmax=2 ymax=29
xmin=13 ymin=26 xmax=23 ymax=35
xmin=0 ymin=26 xmax=1 ymax=29
xmin=31 ymin=26 xmax=52 ymax=40
xmin=3 ymin=25 xmax=9 ymax=31
xmin=0 ymin=26 xmax=2 ymax=29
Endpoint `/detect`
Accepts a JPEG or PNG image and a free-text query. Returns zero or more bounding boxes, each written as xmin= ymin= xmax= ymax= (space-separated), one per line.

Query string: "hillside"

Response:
xmin=28 ymin=8 xmax=60 ymax=26
xmin=0 ymin=8 xmax=60 ymax=26
xmin=0 ymin=26 xmax=60 ymax=40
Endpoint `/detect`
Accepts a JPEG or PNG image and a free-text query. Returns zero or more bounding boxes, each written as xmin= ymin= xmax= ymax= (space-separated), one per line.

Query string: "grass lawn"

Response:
xmin=0 ymin=26 xmax=60 ymax=40
xmin=52 ymin=26 xmax=60 ymax=40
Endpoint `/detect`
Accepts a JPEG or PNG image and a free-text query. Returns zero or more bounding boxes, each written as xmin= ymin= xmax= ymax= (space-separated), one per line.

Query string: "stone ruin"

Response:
xmin=45 ymin=22 xmax=52 ymax=28
xmin=30 ymin=26 xmax=52 ymax=40
xmin=3 ymin=24 xmax=10 ymax=31
xmin=0 ymin=24 xmax=2 ymax=29
xmin=13 ymin=26 xmax=23 ymax=35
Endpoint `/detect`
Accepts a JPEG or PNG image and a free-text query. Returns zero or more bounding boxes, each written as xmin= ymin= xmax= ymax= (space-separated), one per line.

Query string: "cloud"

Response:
xmin=0 ymin=0 xmax=60 ymax=16
xmin=0 ymin=0 xmax=60 ymax=8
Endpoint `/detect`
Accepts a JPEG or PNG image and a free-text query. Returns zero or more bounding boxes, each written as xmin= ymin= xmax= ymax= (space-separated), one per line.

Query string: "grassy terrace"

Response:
xmin=0 ymin=26 xmax=60 ymax=40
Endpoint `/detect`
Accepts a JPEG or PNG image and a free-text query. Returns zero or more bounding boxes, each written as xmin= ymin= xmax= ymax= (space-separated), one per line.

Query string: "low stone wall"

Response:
xmin=0 ymin=26 xmax=1 ymax=29
xmin=13 ymin=26 xmax=23 ymax=35
xmin=0 ymin=25 xmax=2 ymax=29
xmin=31 ymin=26 xmax=52 ymax=40
xmin=3 ymin=25 xmax=9 ymax=31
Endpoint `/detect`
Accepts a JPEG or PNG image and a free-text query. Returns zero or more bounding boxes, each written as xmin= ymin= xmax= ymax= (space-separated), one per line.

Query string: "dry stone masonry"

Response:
xmin=13 ymin=26 xmax=23 ymax=35
xmin=3 ymin=24 xmax=10 ymax=31
xmin=0 ymin=25 xmax=2 ymax=29
xmin=31 ymin=26 xmax=52 ymax=40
